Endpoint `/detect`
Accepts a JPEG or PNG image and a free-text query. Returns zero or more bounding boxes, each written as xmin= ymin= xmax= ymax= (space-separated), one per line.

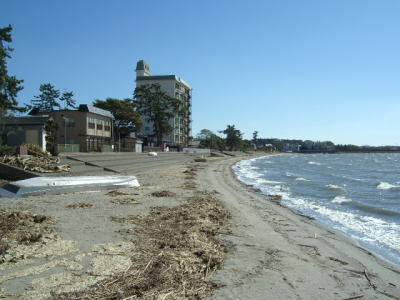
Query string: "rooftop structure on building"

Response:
xmin=135 ymin=60 xmax=192 ymax=147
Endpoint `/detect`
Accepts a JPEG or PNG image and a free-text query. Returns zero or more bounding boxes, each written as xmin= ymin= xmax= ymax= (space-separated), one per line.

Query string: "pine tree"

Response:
xmin=31 ymin=83 xmax=60 ymax=111
xmin=0 ymin=25 xmax=24 ymax=116
xmin=60 ymin=91 xmax=76 ymax=109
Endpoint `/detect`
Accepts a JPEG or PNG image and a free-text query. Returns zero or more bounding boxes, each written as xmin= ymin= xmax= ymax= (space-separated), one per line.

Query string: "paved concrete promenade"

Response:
xmin=58 ymin=152 xmax=201 ymax=176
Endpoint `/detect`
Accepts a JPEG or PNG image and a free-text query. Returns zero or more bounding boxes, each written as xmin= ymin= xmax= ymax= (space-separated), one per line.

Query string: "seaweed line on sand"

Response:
xmin=56 ymin=190 xmax=231 ymax=299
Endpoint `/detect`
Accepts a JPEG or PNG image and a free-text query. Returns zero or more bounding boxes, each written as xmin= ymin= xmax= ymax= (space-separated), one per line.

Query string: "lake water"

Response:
xmin=233 ymin=153 xmax=400 ymax=265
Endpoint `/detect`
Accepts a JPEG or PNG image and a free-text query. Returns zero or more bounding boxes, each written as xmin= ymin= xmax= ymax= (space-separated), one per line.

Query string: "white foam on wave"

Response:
xmin=285 ymin=172 xmax=296 ymax=177
xmin=326 ymin=184 xmax=345 ymax=191
xmin=295 ymin=177 xmax=310 ymax=182
xmin=285 ymin=197 xmax=400 ymax=253
xmin=308 ymin=161 xmax=321 ymax=165
xmin=332 ymin=196 xmax=352 ymax=204
xmin=343 ymin=176 xmax=362 ymax=182
xmin=262 ymin=180 xmax=282 ymax=184
xmin=233 ymin=156 xmax=279 ymax=187
xmin=377 ymin=182 xmax=400 ymax=190
xmin=233 ymin=159 xmax=263 ymax=184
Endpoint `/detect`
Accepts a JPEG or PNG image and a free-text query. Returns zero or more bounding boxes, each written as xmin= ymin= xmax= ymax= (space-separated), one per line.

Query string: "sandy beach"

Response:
xmin=0 ymin=153 xmax=399 ymax=299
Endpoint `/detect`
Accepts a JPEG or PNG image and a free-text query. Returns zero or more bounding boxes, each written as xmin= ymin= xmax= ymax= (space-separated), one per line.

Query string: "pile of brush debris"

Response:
xmin=1 ymin=144 xmax=70 ymax=173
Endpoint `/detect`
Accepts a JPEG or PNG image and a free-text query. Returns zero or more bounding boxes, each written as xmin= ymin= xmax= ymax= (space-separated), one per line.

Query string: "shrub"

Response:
xmin=25 ymin=144 xmax=49 ymax=157
xmin=0 ymin=145 xmax=17 ymax=156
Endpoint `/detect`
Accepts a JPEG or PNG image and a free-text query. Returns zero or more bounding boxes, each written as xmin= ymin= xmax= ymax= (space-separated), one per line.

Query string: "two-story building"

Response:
xmin=28 ymin=104 xmax=114 ymax=152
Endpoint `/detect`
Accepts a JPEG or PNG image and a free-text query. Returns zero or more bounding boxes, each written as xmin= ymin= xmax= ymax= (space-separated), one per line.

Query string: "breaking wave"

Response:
xmin=233 ymin=153 xmax=400 ymax=265
xmin=332 ymin=196 xmax=352 ymax=204
xmin=295 ymin=177 xmax=310 ymax=181
xmin=326 ymin=184 xmax=345 ymax=191
xmin=377 ymin=182 xmax=400 ymax=190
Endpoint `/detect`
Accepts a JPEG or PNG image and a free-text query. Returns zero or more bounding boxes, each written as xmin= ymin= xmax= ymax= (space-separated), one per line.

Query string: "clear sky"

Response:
xmin=1 ymin=0 xmax=399 ymax=146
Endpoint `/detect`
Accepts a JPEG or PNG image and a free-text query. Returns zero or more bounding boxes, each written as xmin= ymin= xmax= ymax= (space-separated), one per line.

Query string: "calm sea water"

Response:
xmin=233 ymin=153 xmax=400 ymax=265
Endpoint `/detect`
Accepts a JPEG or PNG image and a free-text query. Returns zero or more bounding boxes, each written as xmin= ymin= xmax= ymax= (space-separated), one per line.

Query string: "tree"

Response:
xmin=60 ymin=90 xmax=76 ymax=109
xmin=252 ymin=130 xmax=258 ymax=147
xmin=220 ymin=124 xmax=243 ymax=151
xmin=0 ymin=25 xmax=24 ymax=116
xmin=197 ymin=129 xmax=225 ymax=150
xmin=45 ymin=119 xmax=58 ymax=155
xmin=134 ymin=84 xmax=183 ymax=146
xmin=93 ymin=98 xmax=142 ymax=137
xmin=31 ymin=83 xmax=60 ymax=111
xmin=252 ymin=130 xmax=258 ymax=141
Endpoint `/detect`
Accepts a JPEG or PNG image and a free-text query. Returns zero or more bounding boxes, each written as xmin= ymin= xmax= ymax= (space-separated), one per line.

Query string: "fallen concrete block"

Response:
xmin=0 ymin=175 xmax=140 ymax=197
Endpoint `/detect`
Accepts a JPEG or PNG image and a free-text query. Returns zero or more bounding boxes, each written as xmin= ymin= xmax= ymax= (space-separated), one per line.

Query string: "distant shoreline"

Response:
xmin=297 ymin=150 xmax=400 ymax=154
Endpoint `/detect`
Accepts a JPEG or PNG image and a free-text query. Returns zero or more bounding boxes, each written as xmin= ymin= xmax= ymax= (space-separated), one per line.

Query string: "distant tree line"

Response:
xmin=197 ymin=125 xmax=252 ymax=151
xmin=196 ymin=128 xmax=400 ymax=152
xmin=252 ymin=138 xmax=400 ymax=152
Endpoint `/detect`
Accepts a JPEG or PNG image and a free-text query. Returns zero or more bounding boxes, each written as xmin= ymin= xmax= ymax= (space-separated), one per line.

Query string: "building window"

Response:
xmin=88 ymin=122 xmax=95 ymax=129
xmin=104 ymin=125 xmax=110 ymax=131
xmin=97 ymin=124 xmax=103 ymax=130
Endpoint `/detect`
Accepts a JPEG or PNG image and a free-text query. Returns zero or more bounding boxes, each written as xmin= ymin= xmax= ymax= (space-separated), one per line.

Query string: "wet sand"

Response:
xmin=202 ymin=155 xmax=400 ymax=300
xmin=0 ymin=153 xmax=399 ymax=299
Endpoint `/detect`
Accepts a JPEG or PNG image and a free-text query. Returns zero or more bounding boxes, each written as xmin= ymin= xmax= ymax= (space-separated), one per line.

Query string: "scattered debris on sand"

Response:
xmin=66 ymin=203 xmax=93 ymax=209
xmin=267 ymin=194 xmax=283 ymax=201
xmin=150 ymin=190 xmax=176 ymax=197
xmin=0 ymin=208 xmax=54 ymax=264
xmin=183 ymin=182 xmax=197 ymax=189
xmin=110 ymin=198 xmax=140 ymax=205
xmin=58 ymin=190 xmax=231 ymax=299
xmin=106 ymin=190 xmax=130 ymax=196
xmin=183 ymin=167 xmax=197 ymax=175
xmin=1 ymin=155 xmax=70 ymax=173
xmin=194 ymin=158 xmax=207 ymax=162
xmin=1 ymin=145 xmax=70 ymax=173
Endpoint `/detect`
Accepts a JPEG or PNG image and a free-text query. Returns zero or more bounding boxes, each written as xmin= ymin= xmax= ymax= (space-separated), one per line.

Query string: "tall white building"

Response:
xmin=135 ymin=60 xmax=192 ymax=146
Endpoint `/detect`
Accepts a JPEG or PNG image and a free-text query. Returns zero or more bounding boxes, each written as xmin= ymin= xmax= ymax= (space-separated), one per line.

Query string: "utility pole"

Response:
xmin=62 ymin=116 xmax=67 ymax=146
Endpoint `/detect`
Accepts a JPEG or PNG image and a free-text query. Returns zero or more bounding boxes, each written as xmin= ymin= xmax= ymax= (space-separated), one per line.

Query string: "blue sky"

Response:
xmin=2 ymin=0 xmax=399 ymax=146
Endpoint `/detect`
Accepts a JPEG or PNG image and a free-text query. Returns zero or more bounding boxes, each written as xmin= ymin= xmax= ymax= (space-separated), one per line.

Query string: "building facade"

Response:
xmin=29 ymin=105 xmax=114 ymax=152
xmin=135 ymin=60 xmax=192 ymax=146
xmin=0 ymin=116 xmax=48 ymax=151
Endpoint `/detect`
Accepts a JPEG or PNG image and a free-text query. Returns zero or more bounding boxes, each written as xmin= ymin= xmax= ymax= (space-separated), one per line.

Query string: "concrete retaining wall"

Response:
xmin=0 ymin=162 xmax=39 ymax=181
xmin=182 ymin=148 xmax=210 ymax=154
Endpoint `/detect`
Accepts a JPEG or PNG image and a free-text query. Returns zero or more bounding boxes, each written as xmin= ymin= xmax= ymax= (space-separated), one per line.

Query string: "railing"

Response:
xmin=102 ymin=145 xmax=113 ymax=152
xmin=58 ymin=144 xmax=79 ymax=153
